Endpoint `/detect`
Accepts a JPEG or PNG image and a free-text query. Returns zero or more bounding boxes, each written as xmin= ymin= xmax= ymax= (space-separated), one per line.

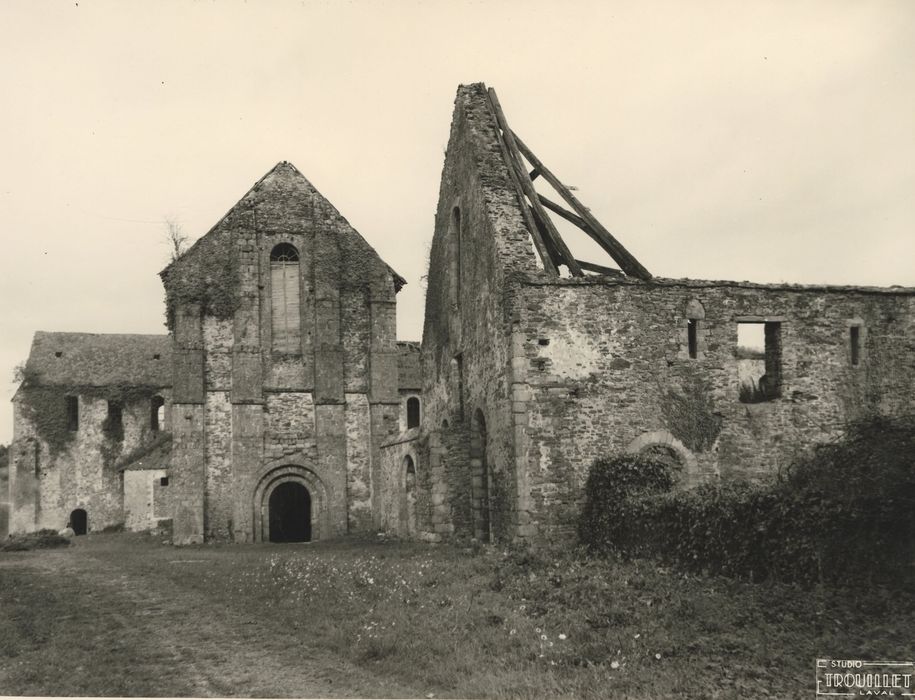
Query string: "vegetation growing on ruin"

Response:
xmin=14 ymin=369 xmax=162 ymax=458
xmin=160 ymin=229 xmax=240 ymax=331
xmin=580 ymin=415 xmax=915 ymax=586
xmin=659 ymin=374 xmax=722 ymax=452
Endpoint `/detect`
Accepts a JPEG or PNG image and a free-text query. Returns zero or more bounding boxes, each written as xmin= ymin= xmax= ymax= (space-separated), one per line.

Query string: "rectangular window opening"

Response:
xmin=66 ymin=395 xmax=79 ymax=432
xmin=687 ymin=319 xmax=698 ymax=359
xmin=105 ymin=400 xmax=124 ymax=439
xmin=150 ymin=396 xmax=165 ymax=432
xmin=850 ymin=326 xmax=861 ymax=366
xmin=737 ymin=321 xmax=782 ymax=403
xmin=159 ymin=476 xmax=169 ymax=487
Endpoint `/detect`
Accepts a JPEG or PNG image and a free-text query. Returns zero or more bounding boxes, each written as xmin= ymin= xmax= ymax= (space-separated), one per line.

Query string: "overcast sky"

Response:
xmin=1 ymin=0 xmax=913 ymax=443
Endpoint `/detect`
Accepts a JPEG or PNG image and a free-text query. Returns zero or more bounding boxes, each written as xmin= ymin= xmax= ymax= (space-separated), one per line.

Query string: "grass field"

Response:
xmin=1 ymin=532 xmax=912 ymax=698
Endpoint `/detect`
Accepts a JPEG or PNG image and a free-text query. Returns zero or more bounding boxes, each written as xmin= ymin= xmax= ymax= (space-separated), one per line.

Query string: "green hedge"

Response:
xmin=579 ymin=416 xmax=915 ymax=586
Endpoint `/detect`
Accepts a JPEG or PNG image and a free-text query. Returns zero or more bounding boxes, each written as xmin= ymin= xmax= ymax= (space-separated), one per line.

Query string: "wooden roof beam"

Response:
xmin=538 ymin=194 xmax=587 ymax=229
xmin=485 ymin=93 xmax=558 ymax=275
xmin=488 ymin=89 xmax=583 ymax=277
xmin=576 ymin=259 xmax=626 ymax=277
xmin=513 ymin=133 xmax=652 ymax=280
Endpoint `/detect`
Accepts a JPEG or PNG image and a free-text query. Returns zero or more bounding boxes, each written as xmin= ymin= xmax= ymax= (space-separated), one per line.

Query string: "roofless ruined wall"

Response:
xmin=419 ymin=84 xmax=543 ymax=541
xmin=419 ymin=82 xmax=915 ymax=545
xmin=514 ymin=276 xmax=915 ymax=538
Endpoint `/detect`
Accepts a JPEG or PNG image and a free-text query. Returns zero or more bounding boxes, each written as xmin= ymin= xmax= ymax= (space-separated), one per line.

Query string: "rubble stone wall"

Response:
xmin=10 ymin=390 xmax=172 ymax=534
xmin=515 ymin=276 xmax=915 ymax=539
xmin=419 ymin=83 xmax=544 ymax=542
xmin=166 ymin=163 xmax=401 ymax=543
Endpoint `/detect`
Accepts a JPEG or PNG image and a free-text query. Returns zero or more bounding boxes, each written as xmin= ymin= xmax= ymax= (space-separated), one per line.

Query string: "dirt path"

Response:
xmin=0 ymin=542 xmax=423 ymax=698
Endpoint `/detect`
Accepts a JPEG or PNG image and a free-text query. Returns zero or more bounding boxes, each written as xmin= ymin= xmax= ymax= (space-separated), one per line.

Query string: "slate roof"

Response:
xmin=118 ymin=433 xmax=173 ymax=472
xmin=23 ymin=332 xmax=172 ymax=387
xmin=397 ymin=341 xmax=422 ymax=390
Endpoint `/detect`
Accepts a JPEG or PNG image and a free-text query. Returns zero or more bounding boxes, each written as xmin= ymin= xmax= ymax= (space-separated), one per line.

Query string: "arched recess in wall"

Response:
xmin=252 ymin=464 xmax=326 ymax=543
xmin=403 ymin=454 xmax=417 ymax=536
xmin=270 ymin=243 xmax=301 ymax=354
xmin=469 ymin=409 xmax=492 ymax=542
xmin=449 ymin=206 xmax=462 ymax=304
xmin=447 ymin=205 xmax=464 ymax=351
xmin=625 ymin=430 xmax=699 ymax=485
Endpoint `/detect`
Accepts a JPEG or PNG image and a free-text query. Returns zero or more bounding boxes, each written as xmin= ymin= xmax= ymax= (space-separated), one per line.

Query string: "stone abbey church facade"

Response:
xmin=8 ymin=84 xmax=915 ymax=545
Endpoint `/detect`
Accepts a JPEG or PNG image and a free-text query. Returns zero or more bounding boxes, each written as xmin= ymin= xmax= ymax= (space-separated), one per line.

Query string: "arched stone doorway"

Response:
xmin=470 ymin=409 xmax=492 ymax=542
xmin=69 ymin=508 xmax=88 ymax=535
xmin=253 ymin=464 xmax=327 ymax=543
xmin=268 ymin=482 xmax=311 ymax=543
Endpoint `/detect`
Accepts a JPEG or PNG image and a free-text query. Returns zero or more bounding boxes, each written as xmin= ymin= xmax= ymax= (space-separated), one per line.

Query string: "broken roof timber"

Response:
xmin=483 ymin=86 xmax=651 ymax=281
xmin=485 ymin=90 xmax=559 ymax=275
xmin=489 ymin=89 xmax=584 ymax=276
xmin=512 ymin=133 xmax=652 ymax=281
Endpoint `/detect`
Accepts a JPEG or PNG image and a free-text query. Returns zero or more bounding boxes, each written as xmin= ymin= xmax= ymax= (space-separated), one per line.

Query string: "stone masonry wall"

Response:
xmin=167 ymin=162 xmax=401 ymax=543
xmin=124 ymin=468 xmax=168 ymax=531
xmin=515 ymin=276 xmax=915 ymax=539
xmin=10 ymin=389 xmax=172 ymax=534
xmin=378 ymin=434 xmax=422 ymax=538
xmin=420 ymin=84 xmax=544 ymax=542
xmin=344 ymin=393 xmax=373 ymax=531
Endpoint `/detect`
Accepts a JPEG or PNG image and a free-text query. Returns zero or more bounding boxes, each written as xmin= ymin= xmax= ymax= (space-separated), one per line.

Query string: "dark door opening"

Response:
xmin=268 ymin=482 xmax=311 ymax=543
xmin=70 ymin=508 xmax=88 ymax=535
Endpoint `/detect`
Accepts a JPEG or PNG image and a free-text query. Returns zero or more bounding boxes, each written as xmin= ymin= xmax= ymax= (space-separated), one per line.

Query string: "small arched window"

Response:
xmin=270 ymin=243 xmax=301 ymax=353
xmin=406 ymin=396 xmax=421 ymax=429
xmin=685 ymin=299 xmax=705 ymax=360
xmin=150 ymin=395 xmax=165 ymax=431
xmin=449 ymin=207 xmax=462 ymax=303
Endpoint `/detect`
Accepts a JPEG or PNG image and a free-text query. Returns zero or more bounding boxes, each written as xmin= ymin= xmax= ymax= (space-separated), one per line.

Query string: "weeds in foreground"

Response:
xmin=3 ymin=535 xmax=913 ymax=698
xmin=147 ymin=539 xmax=914 ymax=697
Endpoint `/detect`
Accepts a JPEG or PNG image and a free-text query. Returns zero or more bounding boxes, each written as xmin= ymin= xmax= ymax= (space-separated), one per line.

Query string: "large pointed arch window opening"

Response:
xmin=270 ymin=243 xmax=302 ymax=354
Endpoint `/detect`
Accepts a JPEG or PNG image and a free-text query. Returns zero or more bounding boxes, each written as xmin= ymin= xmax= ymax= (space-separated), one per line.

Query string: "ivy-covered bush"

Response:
xmin=578 ymin=452 xmax=680 ymax=555
xmin=580 ymin=416 xmax=915 ymax=586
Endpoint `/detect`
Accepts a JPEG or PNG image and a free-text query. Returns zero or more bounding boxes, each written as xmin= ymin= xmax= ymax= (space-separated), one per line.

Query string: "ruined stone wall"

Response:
xmin=515 ymin=276 xmax=915 ymax=539
xmin=420 ymin=84 xmax=544 ymax=542
xmin=9 ymin=389 xmax=173 ymax=534
xmin=124 ymin=468 xmax=168 ymax=531
xmin=378 ymin=434 xmax=422 ymax=538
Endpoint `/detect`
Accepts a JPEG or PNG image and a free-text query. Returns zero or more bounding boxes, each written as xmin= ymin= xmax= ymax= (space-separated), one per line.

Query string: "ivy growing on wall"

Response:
xmin=659 ymin=374 xmax=723 ymax=453
xmin=16 ymin=381 xmax=161 ymax=458
xmin=160 ymin=230 xmax=241 ymax=331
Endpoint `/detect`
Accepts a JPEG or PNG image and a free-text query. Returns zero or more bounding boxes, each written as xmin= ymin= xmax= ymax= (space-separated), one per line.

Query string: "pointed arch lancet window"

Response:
xmin=270 ymin=243 xmax=302 ymax=353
